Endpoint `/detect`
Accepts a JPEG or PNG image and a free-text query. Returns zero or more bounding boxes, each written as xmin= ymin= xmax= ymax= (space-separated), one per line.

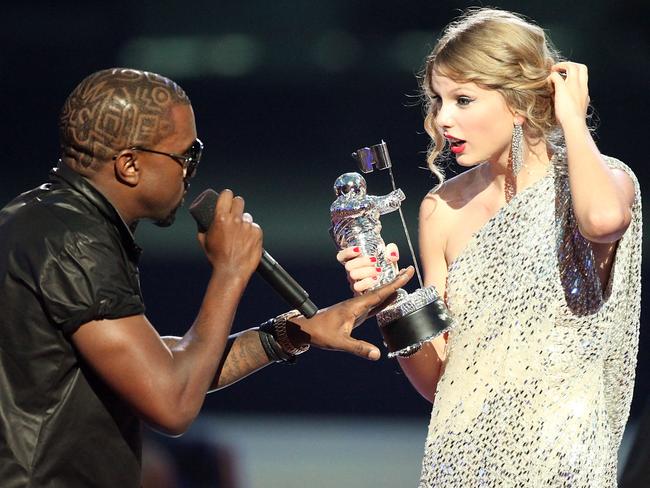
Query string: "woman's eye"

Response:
xmin=457 ymin=96 xmax=472 ymax=106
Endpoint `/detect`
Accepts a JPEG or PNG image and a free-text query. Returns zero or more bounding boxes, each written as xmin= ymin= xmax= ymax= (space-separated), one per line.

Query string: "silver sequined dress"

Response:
xmin=419 ymin=152 xmax=642 ymax=487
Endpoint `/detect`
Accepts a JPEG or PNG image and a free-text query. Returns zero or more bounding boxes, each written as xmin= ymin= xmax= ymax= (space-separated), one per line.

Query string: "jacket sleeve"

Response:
xmin=38 ymin=232 xmax=145 ymax=335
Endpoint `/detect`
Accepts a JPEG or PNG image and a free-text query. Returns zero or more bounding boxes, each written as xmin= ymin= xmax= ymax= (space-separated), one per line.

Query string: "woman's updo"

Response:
xmin=421 ymin=8 xmax=562 ymax=184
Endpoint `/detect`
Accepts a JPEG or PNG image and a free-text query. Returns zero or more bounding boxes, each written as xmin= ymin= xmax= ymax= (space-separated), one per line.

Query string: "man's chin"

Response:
xmin=153 ymin=211 xmax=177 ymax=228
xmin=154 ymin=197 xmax=184 ymax=228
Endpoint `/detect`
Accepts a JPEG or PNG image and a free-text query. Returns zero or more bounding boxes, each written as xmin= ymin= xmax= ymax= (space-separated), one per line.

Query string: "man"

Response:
xmin=0 ymin=68 xmax=413 ymax=487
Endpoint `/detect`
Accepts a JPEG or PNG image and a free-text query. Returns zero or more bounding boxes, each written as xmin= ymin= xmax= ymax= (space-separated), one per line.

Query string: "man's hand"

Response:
xmin=198 ymin=189 xmax=263 ymax=280
xmin=290 ymin=266 xmax=415 ymax=360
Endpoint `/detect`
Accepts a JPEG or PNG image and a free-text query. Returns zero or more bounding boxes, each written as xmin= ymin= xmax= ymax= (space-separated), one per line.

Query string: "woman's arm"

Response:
xmin=549 ymin=62 xmax=635 ymax=244
xmin=335 ymin=192 xmax=450 ymax=403
xmin=394 ymin=192 xmax=450 ymax=403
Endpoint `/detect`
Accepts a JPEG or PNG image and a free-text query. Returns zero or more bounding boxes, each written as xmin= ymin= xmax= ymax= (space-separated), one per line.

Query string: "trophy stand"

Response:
xmin=330 ymin=141 xmax=453 ymax=357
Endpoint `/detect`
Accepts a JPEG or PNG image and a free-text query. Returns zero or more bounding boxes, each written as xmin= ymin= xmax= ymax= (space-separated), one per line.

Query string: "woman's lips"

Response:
xmin=445 ymin=134 xmax=466 ymax=155
xmin=450 ymin=142 xmax=466 ymax=154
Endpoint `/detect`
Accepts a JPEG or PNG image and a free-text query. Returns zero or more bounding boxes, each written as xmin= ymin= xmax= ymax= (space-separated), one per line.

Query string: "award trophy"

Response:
xmin=330 ymin=141 xmax=452 ymax=357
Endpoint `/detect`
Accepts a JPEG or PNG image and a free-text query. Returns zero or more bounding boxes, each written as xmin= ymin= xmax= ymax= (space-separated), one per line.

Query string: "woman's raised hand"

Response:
xmin=548 ymin=61 xmax=591 ymax=128
xmin=336 ymin=243 xmax=400 ymax=295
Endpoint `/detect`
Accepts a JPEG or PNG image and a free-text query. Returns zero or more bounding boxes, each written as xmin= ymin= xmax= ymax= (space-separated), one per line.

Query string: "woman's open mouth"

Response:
xmin=449 ymin=139 xmax=466 ymax=154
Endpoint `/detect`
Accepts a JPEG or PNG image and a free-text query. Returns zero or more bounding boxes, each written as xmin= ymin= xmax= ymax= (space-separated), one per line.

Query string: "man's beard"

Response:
xmin=154 ymin=210 xmax=177 ymax=227
xmin=154 ymin=200 xmax=183 ymax=228
xmin=154 ymin=186 xmax=187 ymax=228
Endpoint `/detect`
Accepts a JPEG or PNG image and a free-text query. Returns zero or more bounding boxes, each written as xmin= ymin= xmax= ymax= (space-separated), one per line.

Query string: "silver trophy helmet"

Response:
xmin=333 ymin=172 xmax=367 ymax=198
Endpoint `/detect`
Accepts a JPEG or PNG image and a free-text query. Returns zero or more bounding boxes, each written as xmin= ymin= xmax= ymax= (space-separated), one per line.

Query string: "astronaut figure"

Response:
xmin=330 ymin=172 xmax=405 ymax=287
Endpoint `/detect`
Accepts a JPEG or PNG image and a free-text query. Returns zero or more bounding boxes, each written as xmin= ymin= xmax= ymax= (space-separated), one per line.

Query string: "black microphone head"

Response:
xmin=189 ymin=189 xmax=219 ymax=232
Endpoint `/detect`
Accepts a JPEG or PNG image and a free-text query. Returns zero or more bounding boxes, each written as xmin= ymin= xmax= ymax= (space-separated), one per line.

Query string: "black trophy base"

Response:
xmin=379 ymin=299 xmax=452 ymax=358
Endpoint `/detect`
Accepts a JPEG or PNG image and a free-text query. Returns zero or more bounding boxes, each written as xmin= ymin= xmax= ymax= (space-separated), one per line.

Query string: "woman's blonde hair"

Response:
xmin=421 ymin=8 xmax=563 ymax=185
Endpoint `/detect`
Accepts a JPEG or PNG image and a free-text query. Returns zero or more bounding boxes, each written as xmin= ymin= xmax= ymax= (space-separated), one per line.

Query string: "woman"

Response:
xmin=337 ymin=8 xmax=641 ymax=487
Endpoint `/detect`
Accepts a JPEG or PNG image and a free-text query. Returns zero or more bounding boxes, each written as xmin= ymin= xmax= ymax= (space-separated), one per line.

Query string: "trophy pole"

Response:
xmin=386 ymin=162 xmax=424 ymax=288
xmin=331 ymin=141 xmax=454 ymax=358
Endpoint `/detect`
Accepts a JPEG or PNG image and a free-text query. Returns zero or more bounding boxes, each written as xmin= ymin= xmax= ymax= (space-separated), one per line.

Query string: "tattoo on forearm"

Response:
xmin=215 ymin=331 xmax=270 ymax=389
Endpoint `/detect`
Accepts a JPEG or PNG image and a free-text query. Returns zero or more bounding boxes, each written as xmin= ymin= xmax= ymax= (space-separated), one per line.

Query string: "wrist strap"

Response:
xmin=273 ymin=310 xmax=309 ymax=357
xmin=258 ymin=310 xmax=308 ymax=364
xmin=259 ymin=320 xmax=293 ymax=363
xmin=258 ymin=322 xmax=292 ymax=363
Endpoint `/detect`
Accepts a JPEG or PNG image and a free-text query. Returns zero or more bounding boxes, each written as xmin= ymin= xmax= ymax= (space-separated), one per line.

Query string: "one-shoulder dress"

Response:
xmin=419 ymin=151 xmax=642 ymax=487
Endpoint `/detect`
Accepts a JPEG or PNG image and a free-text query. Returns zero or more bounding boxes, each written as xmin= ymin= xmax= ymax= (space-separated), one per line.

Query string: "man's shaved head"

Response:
xmin=59 ymin=68 xmax=191 ymax=168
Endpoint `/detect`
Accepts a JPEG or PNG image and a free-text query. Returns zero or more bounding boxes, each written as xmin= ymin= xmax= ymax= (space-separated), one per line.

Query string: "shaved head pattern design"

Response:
xmin=59 ymin=68 xmax=191 ymax=168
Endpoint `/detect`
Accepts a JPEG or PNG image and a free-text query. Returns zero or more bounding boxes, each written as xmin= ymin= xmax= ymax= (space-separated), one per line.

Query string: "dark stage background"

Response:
xmin=2 ymin=0 xmax=649 ymax=485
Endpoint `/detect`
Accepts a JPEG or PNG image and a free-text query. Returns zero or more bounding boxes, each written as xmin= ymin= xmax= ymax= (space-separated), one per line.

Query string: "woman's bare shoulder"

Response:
xmin=421 ymin=166 xmax=483 ymax=221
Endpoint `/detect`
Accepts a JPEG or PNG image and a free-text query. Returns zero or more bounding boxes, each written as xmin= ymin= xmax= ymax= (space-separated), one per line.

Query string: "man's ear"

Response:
xmin=112 ymin=150 xmax=140 ymax=187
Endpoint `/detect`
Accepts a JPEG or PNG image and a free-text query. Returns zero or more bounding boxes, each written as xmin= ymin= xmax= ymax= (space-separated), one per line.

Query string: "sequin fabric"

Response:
xmin=419 ymin=152 xmax=642 ymax=487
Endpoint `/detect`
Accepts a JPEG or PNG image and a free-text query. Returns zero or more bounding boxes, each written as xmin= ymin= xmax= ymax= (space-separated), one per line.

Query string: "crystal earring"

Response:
xmin=511 ymin=123 xmax=524 ymax=176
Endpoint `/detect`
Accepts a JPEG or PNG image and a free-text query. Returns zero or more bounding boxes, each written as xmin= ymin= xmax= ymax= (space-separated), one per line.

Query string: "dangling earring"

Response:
xmin=511 ymin=123 xmax=524 ymax=176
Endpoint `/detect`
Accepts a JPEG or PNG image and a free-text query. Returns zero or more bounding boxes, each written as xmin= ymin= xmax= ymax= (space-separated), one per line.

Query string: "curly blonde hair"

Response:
xmin=421 ymin=8 xmax=563 ymax=185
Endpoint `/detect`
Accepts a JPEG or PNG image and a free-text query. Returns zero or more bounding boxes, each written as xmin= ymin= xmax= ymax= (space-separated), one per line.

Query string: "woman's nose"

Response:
xmin=435 ymin=103 xmax=453 ymax=129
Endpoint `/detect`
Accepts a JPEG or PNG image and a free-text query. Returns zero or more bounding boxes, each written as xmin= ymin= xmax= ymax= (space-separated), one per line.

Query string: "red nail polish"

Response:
xmin=369 ymin=257 xmax=377 ymax=263
xmin=353 ymin=247 xmax=360 ymax=253
xmin=373 ymin=276 xmax=378 ymax=280
xmin=376 ymin=267 xmax=382 ymax=272
xmin=390 ymin=252 xmax=397 ymax=257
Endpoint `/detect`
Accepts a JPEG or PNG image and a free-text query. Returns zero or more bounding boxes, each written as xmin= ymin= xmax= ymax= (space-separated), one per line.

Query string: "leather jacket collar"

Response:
xmin=50 ymin=161 xmax=142 ymax=258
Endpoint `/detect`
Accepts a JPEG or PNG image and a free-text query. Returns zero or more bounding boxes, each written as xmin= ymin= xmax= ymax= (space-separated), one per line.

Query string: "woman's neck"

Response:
xmin=481 ymin=139 xmax=552 ymax=196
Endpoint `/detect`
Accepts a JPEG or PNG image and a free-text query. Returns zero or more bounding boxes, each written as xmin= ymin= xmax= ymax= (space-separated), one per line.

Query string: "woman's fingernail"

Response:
xmin=373 ymin=276 xmax=378 ymax=280
xmin=390 ymin=251 xmax=397 ymax=257
xmin=353 ymin=247 xmax=360 ymax=253
xmin=369 ymin=257 xmax=377 ymax=263
xmin=375 ymin=267 xmax=382 ymax=273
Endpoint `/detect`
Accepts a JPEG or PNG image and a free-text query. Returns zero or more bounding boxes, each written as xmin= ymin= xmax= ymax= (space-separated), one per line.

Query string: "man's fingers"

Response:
xmin=373 ymin=266 xmax=414 ymax=300
xmin=231 ymin=196 xmax=245 ymax=218
xmin=340 ymin=337 xmax=381 ymax=361
xmin=215 ymin=189 xmax=234 ymax=215
xmin=354 ymin=266 xmax=414 ymax=311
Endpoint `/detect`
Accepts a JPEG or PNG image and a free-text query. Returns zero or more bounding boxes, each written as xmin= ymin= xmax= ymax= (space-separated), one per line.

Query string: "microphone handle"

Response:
xmin=188 ymin=188 xmax=317 ymax=318
xmin=258 ymin=251 xmax=318 ymax=318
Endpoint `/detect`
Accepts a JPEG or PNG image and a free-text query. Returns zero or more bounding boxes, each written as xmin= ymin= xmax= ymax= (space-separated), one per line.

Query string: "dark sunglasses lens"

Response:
xmin=187 ymin=161 xmax=197 ymax=179
xmin=186 ymin=140 xmax=203 ymax=179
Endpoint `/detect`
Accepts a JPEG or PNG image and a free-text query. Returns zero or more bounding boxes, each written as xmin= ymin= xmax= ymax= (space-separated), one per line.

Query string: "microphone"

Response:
xmin=189 ymin=189 xmax=318 ymax=318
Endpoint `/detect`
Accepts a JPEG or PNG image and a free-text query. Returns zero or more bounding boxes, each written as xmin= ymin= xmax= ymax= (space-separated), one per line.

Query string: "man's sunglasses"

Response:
xmin=115 ymin=138 xmax=203 ymax=181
